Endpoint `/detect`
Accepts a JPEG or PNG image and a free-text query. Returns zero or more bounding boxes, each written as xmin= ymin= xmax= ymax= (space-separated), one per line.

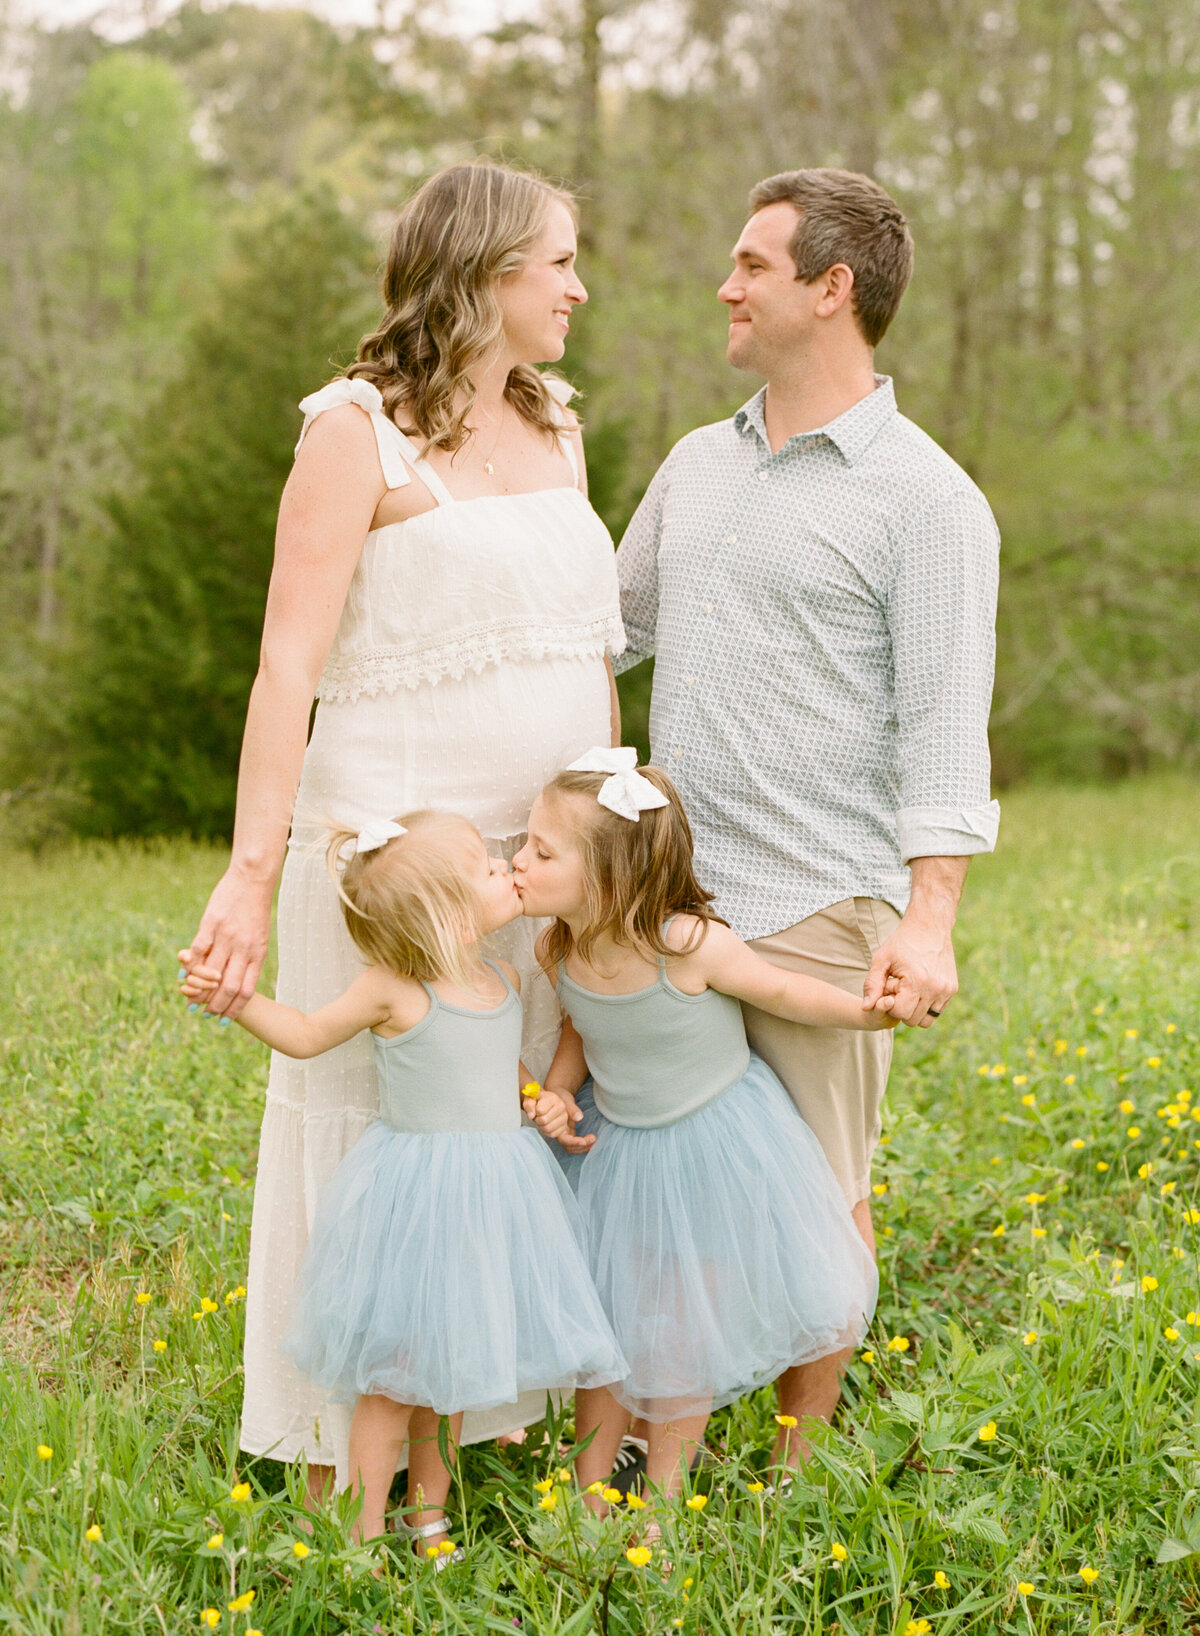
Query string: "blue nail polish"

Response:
xmin=219 ymin=1017 xmax=231 ymax=1027
xmin=177 ymin=968 xmax=187 ymax=980
xmin=201 ymin=1011 xmax=213 ymax=1020
xmin=187 ymin=1003 xmax=199 ymax=1013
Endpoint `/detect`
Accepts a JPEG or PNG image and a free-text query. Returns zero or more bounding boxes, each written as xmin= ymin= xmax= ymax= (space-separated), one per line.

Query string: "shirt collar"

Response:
xmin=733 ymin=374 xmax=896 ymax=466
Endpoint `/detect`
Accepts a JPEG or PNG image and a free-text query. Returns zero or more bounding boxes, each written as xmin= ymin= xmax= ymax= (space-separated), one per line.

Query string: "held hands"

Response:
xmin=177 ymin=951 xmax=226 ymax=1017
xmin=521 ymin=1082 xmax=596 ymax=1155
xmin=862 ymin=918 xmax=958 ymax=1028
xmin=178 ymin=865 xmax=274 ymax=1021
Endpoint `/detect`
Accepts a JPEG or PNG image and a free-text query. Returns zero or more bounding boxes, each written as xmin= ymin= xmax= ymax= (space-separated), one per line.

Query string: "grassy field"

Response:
xmin=2 ymin=777 xmax=1199 ymax=1634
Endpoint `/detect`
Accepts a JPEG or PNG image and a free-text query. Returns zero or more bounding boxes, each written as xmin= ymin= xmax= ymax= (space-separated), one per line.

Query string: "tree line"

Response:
xmin=1 ymin=0 xmax=1197 ymax=838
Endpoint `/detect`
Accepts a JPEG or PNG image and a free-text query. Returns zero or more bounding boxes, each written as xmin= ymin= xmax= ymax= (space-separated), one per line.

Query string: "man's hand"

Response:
xmin=862 ymin=857 xmax=969 ymax=1028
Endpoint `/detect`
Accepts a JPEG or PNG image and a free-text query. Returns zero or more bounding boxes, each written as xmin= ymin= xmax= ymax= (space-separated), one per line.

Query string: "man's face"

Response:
xmin=718 ymin=201 xmax=816 ymax=375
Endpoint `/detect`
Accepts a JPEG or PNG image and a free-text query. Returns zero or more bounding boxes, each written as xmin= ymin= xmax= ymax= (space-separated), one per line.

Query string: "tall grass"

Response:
xmin=2 ymin=780 xmax=1199 ymax=1633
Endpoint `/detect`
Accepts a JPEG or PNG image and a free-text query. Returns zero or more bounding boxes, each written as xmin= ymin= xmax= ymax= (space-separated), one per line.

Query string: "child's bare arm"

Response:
xmin=683 ymin=922 xmax=899 ymax=1031
xmin=180 ymin=959 xmax=398 ymax=1057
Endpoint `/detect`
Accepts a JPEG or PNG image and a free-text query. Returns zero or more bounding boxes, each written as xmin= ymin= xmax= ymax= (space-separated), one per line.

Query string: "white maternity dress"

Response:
xmin=238 ymin=376 xmax=625 ymax=1482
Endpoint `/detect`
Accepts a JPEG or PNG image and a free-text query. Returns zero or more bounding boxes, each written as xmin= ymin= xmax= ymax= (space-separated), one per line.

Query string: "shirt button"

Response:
xmin=757 ymin=469 xmax=769 ymax=482
xmin=685 ymin=675 xmax=695 ymax=687
xmin=671 ymin=747 xmax=682 ymax=759
xmin=704 ymin=602 xmax=714 ymax=614
xmin=726 ymin=534 xmax=737 ymax=545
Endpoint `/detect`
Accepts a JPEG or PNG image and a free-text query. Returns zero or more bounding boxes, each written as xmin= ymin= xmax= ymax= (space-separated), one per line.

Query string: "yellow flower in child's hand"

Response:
xmin=601 ymin=1487 xmax=623 ymax=1504
xmin=1017 ymin=1580 xmax=1035 ymax=1596
xmin=36 ymin=1445 xmax=52 ymax=1461
xmin=626 ymin=1493 xmax=647 ymax=1510
xmin=292 ymin=1540 xmax=310 ymax=1558
xmin=774 ymin=1412 xmax=798 ymax=1427
xmin=228 ymin=1591 xmax=255 ymax=1612
xmin=200 ymin=1610 xmax=220 ymax=1629
xmin=626 ymin=1546 xmax=652 ymax=1567
xmin=933 ymin=1569 xmax=950 ymax=1589
xmin=230 ymin=1482 xmax=251 ymax=1502
xmin=977 ymin=1421 xmax=997 ymax=1442
xmin=522 ymin=1081 xmax=541 ymax=1101
xmin=135 ymin=1292 xmax=151 ymax=1306
xmin=830 ymin=1541 xmax=848 ymax=1562
xmin=1079 ymin=1565 xmax=1099 ymax=1584
xmin=886 ymin=1335 xmax=910 ymax=1352
xmin=85 ymin=1524 xmax=102 ymax=1542
xmin=685 ymin=1493 xmax=708 ymax=1511
xmin=206 ymin=1533 xmax=224 ymax=1550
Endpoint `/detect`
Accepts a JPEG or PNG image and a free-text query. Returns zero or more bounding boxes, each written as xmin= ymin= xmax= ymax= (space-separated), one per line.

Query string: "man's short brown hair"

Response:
xmin=749 ymin=168 xmax=914 ymax=347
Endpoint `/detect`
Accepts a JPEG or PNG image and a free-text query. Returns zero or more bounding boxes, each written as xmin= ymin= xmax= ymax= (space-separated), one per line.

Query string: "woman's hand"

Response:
xmin=178 ymin=866 xmax=275 ymax=1019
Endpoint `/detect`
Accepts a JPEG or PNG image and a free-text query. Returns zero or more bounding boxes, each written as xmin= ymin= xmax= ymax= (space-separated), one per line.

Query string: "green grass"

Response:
xmin=2 ymin=779 xmax=1200 ymax=1634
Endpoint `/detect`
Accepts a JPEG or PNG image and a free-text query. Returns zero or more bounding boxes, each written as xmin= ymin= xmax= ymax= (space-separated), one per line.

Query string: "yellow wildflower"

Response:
xmin=1119 ymin=1099 xmax=1135 ymax=1114
xmin=1079 ymin=1565 xmax=1098 ymax=1585
xmin=685 ymin=1493 xmax=708 ymax=1511
xmin=85 ymin=1524 xmax=102 ymax=1542
xmin=1070 ymin=1138 xmax=1086 ymax=1149
xmin=601 ymin=1487 xmax=623 ymax=1504
xmin=1125 ymin=1030 xmax=1138 ymax=1039
xmin=438 ymin=1540 xmax=456 ymax=1556
xmin=206 ymin=1533 xmax=224 ymax=1550
xmin=1165 ymin=1327 xmax=1180 ymax=1341
xmin=886 ymin=1335 xmax=911 ymax=1352
xmin=861 ymin=1349 xmax=876 ymax=1363
xmin=292 ymin=1540 xmax=310 ymax=1558
xmin=992 ymin=1223 xmax=1006 ymax=1238
xmin=1138 ymin=1163 xmax=1152 ymax=1179
xmin=830 ymin=1541 xmax=848 ymax=1562
xmin=1017 ymin=1581 xmax=1035 ymax=1596
xmin=1063 ymin=1075 xmax=1076 ymax=1085
xmin=775 ymin=1412 xmax=799 ymax=1426
xmin=1076 ymin=1045 xmax=1088 ymax=1057
xmin=872 ymin=1182 xmax=888 ymax=1197
xmin=228 ymin=1592 xmax=255 ymax=1613
xmin=1141 ymin=1276 xmax=1159 ymax=1292
xmin=626 ymin=1493 xmax=647 ymax=1510
xmin=135 ymin=1292 xmax=151 ymax=1306
xmin=199 ymin=1298 xmax=219 ymax=1314
xmin=934 ymin=1569 xmax=950 ymax=1589
xmin=585 ymin=1481 xmax=604 ymax=1494
xmin=1168 ymin=1024 xmax=1178 ymax=1034
xmin=626 ymin=1546 xmax=652 ymax=1567
xmin=538 ymin=1491 xmax=558 ymax=1511
xmin=533 ymin=1477 xmax=554 ymax=1494
xmin=977 ymin=1421 xmax=997 ymax=1442
xmin=1032 ymin=1227 xmax=1047 ymax=1239
xmin=1185 ymin=1210 xmax=1200 ymax=1225
xmin=747 ymin=1480 xmax=765 ymax=1493
xmin=1096 ymin=1161 xmax=1109 ymax=1172
xmin=36 ymin=1445 xmax=52 ymax=1461
xmin=1147 ymin=1057 xmax=1162 ymax=1068
xmin=425 ymin=1544 xmax=439 ymax=1559
xmin=230 ymin=1482 xmax=251 ymax=1503
xmin=1023 ymin=1330 xmax=1038 ymax=1345
xmin=905 ymin=1622 xmax=932 ymax=1636
xmin=200 ymin=1610 xmax=220 ymax=1630
xmin=1187 ymin=1312 xmax=1198 ymax=1326
xmin=1162 ymin=1181 xmax=1177 ymax=1196
xmin=1013 ymin=1073 xmax=1028 ymax=1086
xmin=556 ymin=1469 xmax=571 ymax=1483
xmin=1092 ymin=1004 xmax=1105 ymax=1015
xmin=153 ymin=1338 xmax=167 ymax=1352
xmin=1021 ymin=1093 xmax=1037 ymax=1107
xmin=1127 ymin=1126 xmax=1142 ymax=1139
xmin=1024 ymin=1192 xmax=1047 ymax=1205
xmin=1054 ymin=1041 xmax=1067 ymax=1055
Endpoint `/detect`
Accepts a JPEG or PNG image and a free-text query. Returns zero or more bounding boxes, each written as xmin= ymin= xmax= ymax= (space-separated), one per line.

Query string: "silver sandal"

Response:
xmin=390 ymin=1512 xmax=465 ymax=1569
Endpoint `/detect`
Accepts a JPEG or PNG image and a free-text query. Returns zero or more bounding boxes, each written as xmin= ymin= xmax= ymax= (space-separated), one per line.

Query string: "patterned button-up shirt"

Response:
xmin=615 ymin=377 xmax=1001 ymax=940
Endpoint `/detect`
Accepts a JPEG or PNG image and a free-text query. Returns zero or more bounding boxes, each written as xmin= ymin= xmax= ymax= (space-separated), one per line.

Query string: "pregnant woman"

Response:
xmin=180 ymin=161 xmax=624 ymax=1529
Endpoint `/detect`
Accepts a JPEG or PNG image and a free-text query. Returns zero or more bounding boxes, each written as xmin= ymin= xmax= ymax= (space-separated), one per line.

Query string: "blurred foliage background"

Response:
xmin=1 ymin=0 xmax=1198 ymax=839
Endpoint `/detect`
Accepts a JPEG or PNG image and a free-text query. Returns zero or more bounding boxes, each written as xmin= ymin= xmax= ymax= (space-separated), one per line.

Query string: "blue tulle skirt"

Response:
xmin=279 ymin=1121 xmax=626 ymax=1415
xmin=572 ymin=1054 xmax=879 ymax=1421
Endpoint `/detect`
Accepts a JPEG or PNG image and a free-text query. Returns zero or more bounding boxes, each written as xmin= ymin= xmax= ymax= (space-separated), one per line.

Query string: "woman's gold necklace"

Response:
xmin=473 ymin=399 xmax=507 ymax=476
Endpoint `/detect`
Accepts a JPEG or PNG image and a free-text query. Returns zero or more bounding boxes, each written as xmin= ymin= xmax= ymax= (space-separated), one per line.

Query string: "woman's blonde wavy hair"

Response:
xmin=347 ymin=160 xmax=577 ymax=454
xmin=325 ymin=811 xmax=484 ymax=987
xmin=539 ymin=766 xmax=726 ymax=972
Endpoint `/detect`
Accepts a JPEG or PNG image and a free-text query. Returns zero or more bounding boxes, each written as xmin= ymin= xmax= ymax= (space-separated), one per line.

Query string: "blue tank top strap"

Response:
xmin=482 ymin=957 xmax=518 ymax=1002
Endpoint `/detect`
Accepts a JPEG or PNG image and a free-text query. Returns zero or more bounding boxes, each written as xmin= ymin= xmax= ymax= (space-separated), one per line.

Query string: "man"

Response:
xmin=614 ymin=168 xmax=1000 ymax=1465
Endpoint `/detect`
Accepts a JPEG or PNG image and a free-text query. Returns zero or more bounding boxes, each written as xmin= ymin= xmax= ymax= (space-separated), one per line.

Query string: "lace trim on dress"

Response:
xmin=318 ymin=614 xmax=626 ymax=703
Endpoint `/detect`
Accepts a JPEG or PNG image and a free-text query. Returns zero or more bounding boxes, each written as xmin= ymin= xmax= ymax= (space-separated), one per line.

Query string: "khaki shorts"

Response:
xmin=743 ymin=898 xmax=901 ymax=1209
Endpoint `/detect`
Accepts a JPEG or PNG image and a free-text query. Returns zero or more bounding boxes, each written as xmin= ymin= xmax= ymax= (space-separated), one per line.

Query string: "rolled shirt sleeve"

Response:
xmin=614 ymin=460 xmax=666 ymax=674
xmin=888 ymin=479 xmax=1002 ymax=862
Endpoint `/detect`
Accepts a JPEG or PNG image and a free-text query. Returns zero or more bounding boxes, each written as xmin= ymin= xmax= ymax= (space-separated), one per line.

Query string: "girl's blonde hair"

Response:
xmin=539 ymin=766 xmax=725 ymax=970
xmin=347 ymin=159 xmax=576 ymax=455
xmin=325 ymin=812 xmax=483 ymax=986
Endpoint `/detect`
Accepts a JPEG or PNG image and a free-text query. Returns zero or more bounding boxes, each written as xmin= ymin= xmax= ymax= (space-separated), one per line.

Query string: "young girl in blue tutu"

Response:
xmin=180 ymin=811 xmax=624 ymax=1548
xmin=511 ymin=750 xmax=893 ymax=1504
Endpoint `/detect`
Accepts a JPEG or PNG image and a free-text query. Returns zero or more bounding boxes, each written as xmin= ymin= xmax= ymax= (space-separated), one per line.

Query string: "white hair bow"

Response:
xmin=354 ymin=818 xmax=407 ymax=855
xmin=566 ymin=747 xmax=669 ymax=823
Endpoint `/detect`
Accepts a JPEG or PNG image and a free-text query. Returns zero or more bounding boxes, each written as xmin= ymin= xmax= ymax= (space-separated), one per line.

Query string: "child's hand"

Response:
xmin=178 ymin=949 xmax=221 ymax=1010
xmin=863 ymin=976 xmax=901 ymax=1029
xmin=524 ymin=1087 xmax=574 ymax=1140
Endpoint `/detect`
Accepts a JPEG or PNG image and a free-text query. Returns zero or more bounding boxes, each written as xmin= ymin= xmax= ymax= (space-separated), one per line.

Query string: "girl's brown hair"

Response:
xmin=347 ymin=160 xmax=576 ymax=455
xmin=324 ymin=812 xmax=483 ymax=986
xmin=539 ymin=765 xmax=725 ymax=971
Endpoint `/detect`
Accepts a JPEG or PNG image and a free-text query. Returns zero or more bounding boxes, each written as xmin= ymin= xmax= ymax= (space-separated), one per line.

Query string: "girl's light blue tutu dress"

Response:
xmin=279 ymin=962 xmax=625 ymax=1415
xmin=555 ymin=954 xmax=879 ymax=1422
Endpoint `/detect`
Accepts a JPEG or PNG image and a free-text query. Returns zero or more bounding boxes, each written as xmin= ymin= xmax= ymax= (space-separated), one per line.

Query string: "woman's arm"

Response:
xmin=180 ymin=407 xmax=387 ymax=1018
xmin=683 ymin=922 xmax=898 ymax=1032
